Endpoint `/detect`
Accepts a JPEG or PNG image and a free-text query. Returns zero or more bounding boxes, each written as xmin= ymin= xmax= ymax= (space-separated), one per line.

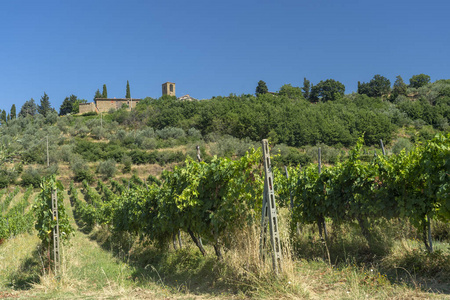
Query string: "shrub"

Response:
xmin=210 ymin=135 xmax=256 ymax=158
xmin=70 ymin=155 xmax=93 ymax=182
xmin=418 ymin=125 xmax=436 ymax=141
xmin=122 ymin=155 xmax=132 ymax=173
xmin=392 ymin=138 xmax=413 ymax=154
xmin=272 ymin=144 xmax=311 ymax=167
xmin=305 ymin=144 xmax=341 ymax=164
xmin=156 ymin=150 xmax=185 ymax=165
xmin=156 ymin=127 xmax=186 ymax=140
xmin=141 ymin=137 xmax=158 ymax=149
xmin=187 ymin=127 xmax=202 ymax=140
xmin=82 ymin=111 xmax=97 ymax=116
xmin=60 ymin=144 xmax=74 ymax=162
xmin=139 ymin=127 xmax=155 ymax=138
xmin=21 ymin=166 xmax=42 ymax=187
xmin=147 ymin=174 xmax=161 ymax=186
xmin=97 ymin=159 xmax=116 ymax=179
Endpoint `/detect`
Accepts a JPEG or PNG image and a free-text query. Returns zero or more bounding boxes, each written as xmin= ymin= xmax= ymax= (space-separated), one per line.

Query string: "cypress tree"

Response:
xmin=102 ymin=84 xmax=108 ymax=98
xmin=1 ymin=110 xmax=6 ymax=124
xmin=302 ymin=77 xmax=311 ymax=99
xmin=10 ymin=104 xmax=16 ymax=119
xmin=125 ymin=80 xmax=131 ymax=98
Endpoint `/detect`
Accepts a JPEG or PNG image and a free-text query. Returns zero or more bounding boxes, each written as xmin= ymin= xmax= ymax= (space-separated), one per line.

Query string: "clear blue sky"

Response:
xmin=1 ymin=0 xmax=449 ymax=114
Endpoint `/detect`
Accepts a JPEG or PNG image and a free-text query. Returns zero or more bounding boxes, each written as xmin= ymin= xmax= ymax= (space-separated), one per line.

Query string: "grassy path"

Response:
xmin=34 ymin=190 xmax=177 ymax=299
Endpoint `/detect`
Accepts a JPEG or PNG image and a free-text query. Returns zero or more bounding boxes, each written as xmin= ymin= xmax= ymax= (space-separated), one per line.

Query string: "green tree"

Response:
xmin=102 ymin=84 xmax=108 ymax=98
xmin=1 ymin=110 xmax=6 ymax=124
xmin=94 ymin=89 xmax=102 ymax=100
xmin=302 ymin=77 xmax=311 ymax=99
xmin=37 ymin=92 xmax=53 ymax=117
xmin=18 ymin=98 xmax=37 ymax=117
xmin=125 ymin=80 xmax=131 ymax=98
xmin=73 ymin=98 xmax=87 ymax=114
xmin=310 ymin=79 xmax=345 ymax=102
xmin=409 ymin=74 xmax=431 ymax=88
xmin=392 ymin=75 xmax=407 ymax=99
xmin=255 ymin=80 xmax=268 ymax=96
xmin=358 ymin=75 xmax=390 ymax=98
xmin=279 ymin=84 xmax=303 ymax=99
xmin=10 ymin=104 xmax=16 ymax=119
xmin=59 ymin=94 xmax=79 ymax=116
xmin=371 ymin=74 xmax=391 ymax=97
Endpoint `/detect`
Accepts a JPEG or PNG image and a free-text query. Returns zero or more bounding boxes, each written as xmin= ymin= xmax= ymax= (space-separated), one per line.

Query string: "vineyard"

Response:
xmin=0 ymin=186 xmax=34 ymax=243
xmin=59 ymin=134 xmax=449 ymax=257
xmin=0 ymin=133 xmax=449 ymax=298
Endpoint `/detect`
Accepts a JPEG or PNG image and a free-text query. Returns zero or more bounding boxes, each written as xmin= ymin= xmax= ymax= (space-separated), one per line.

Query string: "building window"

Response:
xmin=170 ymin=84 xmax=173 ymax=92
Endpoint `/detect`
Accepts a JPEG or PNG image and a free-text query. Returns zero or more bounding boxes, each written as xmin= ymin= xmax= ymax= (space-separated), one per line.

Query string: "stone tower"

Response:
xmin=162 ymin=82 xmax=176 ymax=97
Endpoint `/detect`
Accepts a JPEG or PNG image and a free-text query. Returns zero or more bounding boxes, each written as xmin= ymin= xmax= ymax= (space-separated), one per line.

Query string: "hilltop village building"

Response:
xmin=79 ymin=98 xmax=140 ymax=114
xmin=78 ymin=82 xmax=196 ymax=114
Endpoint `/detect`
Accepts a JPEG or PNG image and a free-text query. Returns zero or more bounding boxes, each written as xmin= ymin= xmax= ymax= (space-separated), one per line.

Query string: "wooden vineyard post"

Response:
xmin=380 ymin=139 xmax=386 ymax=156
xmin=260 ymin=139 xmax=282 ymax=274
xmin=51 ymin=189 xmax=61 ymax=276
xmin=318 ymin=147 xmax=328 ymax=240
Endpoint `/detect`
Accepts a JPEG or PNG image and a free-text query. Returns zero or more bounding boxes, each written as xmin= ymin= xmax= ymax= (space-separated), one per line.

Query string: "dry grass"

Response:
xmin=1 ymin=189 xmax=449 ymax=299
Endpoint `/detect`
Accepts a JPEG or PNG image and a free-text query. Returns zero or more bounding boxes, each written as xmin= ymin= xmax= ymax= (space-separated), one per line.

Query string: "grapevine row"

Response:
xmin=0 ymin=186 xmax=34 ymax=241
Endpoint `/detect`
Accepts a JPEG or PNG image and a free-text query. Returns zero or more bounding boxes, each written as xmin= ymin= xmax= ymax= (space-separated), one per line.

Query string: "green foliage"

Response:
xmin=272 ymin=144 xmax=312 ymax=167
xmin=20 ymin=166 xmax=42 ymax=188
xmin=156 ymin=127 xmax=186 ymax=140
xmin=59 ymin=94 xmax=79 ymax=116
xmin=33 ymin=176 xmax=74 ymax=251
xmin=392 ymin=75 xmax=407 ymax=100
xmin=37 ymin=92 xmax=53 ymax=118
xmin=358 ymin=74 xmax=391 ymax=98
xmin=302 ymin=77 xmax=311 ymax=99
xmin=97 ymin=159 xmax=116 ymax=179
xmin=187 ymin=127 xmax=202 ymax=139
xmin=102 ymin=84 xmax=107 ymax=98
xmin=10 ymin=104 xmax=16 ymax=120
xmin=0 ymin=186 xmax=34 ymax=240
xmin=121 ymin=155 xmax=132 ymax=173
xmin=286 ymin=134 xmax=450 ymax=251
xmin=125 ymin=80 xmax=131 ymax=99
xmin=255 ymin=80 xmax=268 ymax=96
xmin=70 ymin=154 xmax=94 ymax=183
xmin=410 ymin=74 xmax=431 ymax=88
xmin=310 ymin=79 xmax=345 ymax=102
xmin=1 ymin=110 xmax=6 ymax=124
xmin=0 ymin=186 xmax=20 ymax=214
xmin=278 ymin=84 xmax=303 ymax=99
xmin=146 ymin=174 xmax=161 ymax=186
xmin=18 ymin=98 xmax=37 ymax=118
xmin=73 ymin=98 xmax=87 ymax=114
xmin=94 ymin=89 xmax=102 ymax=100
xmin=391 ymin=138 xmax=413 ymax=154
xmin=0 ymin=166 xmax=18 ymax=188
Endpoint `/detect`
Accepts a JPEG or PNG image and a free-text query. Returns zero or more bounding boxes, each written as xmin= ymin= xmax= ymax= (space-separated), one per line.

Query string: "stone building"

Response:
xmin=78 ymin=98 xmax=141 ymax=114
xmin=94 ymin=98 xmax=140 ymax=113
xmin=78 ymin=102 xmax=97 ymax=114
xmin=78 ymin=82 xmax=191 ymax=115
xmin=162 ymin=82 xmax=176 ymax=96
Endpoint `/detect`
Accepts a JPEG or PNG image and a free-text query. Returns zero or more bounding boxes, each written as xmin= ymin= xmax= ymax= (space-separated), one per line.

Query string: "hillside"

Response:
xmin=0 ymin=79 xmax=449 ymax=299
